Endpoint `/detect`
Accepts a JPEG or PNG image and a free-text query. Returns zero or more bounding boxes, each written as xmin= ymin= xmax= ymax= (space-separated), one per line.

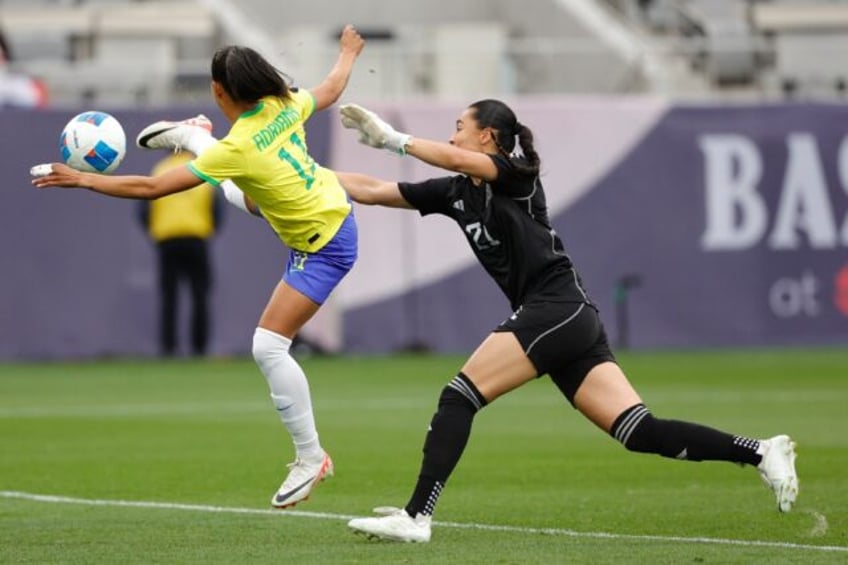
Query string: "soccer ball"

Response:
xmin=59 ymin=111 xmax=126 ymax=174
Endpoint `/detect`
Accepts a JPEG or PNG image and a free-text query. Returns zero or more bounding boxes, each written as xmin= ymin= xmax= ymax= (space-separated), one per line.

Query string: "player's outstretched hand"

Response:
xmin=30 ymin=163 xmax=85 ymax=188
xmin=339 ymin=104 xmax=411 ymax=155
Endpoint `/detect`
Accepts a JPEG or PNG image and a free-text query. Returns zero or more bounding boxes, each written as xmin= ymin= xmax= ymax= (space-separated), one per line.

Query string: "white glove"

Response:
xmin=340 ymin=104 xmax=411 ymax=155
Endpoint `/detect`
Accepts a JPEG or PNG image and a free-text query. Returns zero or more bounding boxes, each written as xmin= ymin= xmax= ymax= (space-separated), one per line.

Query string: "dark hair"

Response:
xmin=210 ymin=45 xmax=290 ymax=105
xmin=468 ymin=99 xmax=540 ymax=177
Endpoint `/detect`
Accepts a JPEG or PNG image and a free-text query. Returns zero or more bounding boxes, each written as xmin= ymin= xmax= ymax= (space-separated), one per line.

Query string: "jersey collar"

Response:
xmin=239 ymin=100 xmax=265 ymax=119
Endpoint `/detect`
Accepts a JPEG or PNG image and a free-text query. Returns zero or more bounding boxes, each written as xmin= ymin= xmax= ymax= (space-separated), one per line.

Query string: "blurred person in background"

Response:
xmin=138 ymin=151 xmax=223 ymax=357
xmin=0 ymin=29 xmax=47 ymax=109
xmin=335 ymin=100 xmax=799 ymax=543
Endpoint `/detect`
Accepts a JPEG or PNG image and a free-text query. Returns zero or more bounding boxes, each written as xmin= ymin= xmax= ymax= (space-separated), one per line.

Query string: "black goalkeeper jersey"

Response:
xmin=398 ymin=154 xmax=593 ymax=311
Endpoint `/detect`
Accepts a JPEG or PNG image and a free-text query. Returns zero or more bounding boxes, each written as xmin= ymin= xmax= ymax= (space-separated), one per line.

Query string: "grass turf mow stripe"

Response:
xmin=2 ymin=490 xmax=845 ymax=554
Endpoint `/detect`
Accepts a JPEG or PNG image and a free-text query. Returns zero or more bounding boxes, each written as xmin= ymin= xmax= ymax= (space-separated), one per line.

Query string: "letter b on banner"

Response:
xmin=699 ymin=134 xmax=767 ymax=251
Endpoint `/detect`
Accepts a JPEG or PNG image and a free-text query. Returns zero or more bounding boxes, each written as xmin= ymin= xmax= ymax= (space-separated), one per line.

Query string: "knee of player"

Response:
xmin=252 ymin=327 xmax=290 ymax=365
xmin=438 ymin=373 xmax=488 ymax=413
xmin=610 ymin=404 xmax=690 ymax=459
xmin=610 ymin=403 xmax=660 ymax=454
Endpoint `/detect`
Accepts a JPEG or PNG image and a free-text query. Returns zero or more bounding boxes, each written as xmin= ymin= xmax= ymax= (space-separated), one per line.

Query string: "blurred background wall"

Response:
xmin=2 ymin=0 xmax=847 ymax=358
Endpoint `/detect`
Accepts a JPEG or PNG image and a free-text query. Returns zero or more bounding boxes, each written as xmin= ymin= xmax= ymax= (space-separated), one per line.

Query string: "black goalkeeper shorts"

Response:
xmin=494 ymin=300 xmax=616 ymax=405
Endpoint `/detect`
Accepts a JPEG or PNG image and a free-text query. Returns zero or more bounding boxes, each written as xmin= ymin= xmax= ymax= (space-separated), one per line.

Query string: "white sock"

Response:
xmin=252 ymin=327 xmax=323 ymax=462
xmin=185 ymin=130 xmax=216 ymax=156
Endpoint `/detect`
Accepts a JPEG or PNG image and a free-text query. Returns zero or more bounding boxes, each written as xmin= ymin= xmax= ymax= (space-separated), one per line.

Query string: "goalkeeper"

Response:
xmin=335 ymin=100 xmax=799 ymax=543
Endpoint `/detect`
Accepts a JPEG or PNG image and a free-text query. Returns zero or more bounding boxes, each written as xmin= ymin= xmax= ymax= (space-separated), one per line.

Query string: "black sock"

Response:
xmin=611 ymin=404 xmax=762 ymax=466
xmin=405 ymin=373 xmax=487 ymax=517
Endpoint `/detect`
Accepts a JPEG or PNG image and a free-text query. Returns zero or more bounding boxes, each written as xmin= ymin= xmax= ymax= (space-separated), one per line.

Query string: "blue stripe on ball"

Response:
xmin=59 ymin=132 xmax=72 ymax=162
xmin=83 ymin=141 xmax=119 ymax=172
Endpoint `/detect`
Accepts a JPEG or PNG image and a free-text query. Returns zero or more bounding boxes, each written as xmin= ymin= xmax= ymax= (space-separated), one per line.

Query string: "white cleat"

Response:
xmin=757 ymin=435 xmax=798 ymax=512
xmin=270 ymin=451 xmax=333 ymax=509
xmin=348 ymin=507 xmax=432 ymax=543
xmin=135 ymin=114 xmax=213 ymax=151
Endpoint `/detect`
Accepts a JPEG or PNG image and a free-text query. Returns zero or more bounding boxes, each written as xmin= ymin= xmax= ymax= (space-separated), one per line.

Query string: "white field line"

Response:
xmin=1 ymin=491 xmax=846 ymax=553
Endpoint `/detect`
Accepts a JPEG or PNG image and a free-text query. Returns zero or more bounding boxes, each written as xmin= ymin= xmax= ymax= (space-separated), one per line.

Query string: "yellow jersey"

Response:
xmin=188 ymin=90 xmax=351 ymax=252
xmin=149 ymin=152 xmax=217 ymax=242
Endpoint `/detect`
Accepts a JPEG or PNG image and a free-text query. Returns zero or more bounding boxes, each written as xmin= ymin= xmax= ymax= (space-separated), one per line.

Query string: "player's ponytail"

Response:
xmin=468 ymin=99 xmax=540 ymax=178
xmin=514 ymin=122 xmax=540 ymax=177
xmin=211 ymin=46 xmax=291 ymax=105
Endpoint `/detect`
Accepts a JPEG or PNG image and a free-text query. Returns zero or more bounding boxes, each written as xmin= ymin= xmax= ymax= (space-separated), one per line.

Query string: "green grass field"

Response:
xmin=1 ymin=349 xmax=846 ymax=563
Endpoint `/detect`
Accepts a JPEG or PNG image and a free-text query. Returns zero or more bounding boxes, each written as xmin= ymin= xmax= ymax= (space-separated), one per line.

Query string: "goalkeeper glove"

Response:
xmin=340 ymin=104 xmax=412 ymax=156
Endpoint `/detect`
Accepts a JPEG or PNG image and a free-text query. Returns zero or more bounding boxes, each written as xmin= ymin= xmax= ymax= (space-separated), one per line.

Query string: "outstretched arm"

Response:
xmin=310 ymin=25 xmax=365 ymax=112
xmin=31 ymin=163 xmax=201 ymax=199
xmin=404 ymin=138 xmax=498 ymax=181
xmin=335 ymin=171 xmax=413 ymax=208
xmin=339 ymin=104 xmax=498 ymax=181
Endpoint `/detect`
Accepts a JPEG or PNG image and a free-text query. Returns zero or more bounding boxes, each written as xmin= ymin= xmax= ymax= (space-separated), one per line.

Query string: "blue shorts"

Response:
xmin=283 ymin=212 xmax=357 ymax=305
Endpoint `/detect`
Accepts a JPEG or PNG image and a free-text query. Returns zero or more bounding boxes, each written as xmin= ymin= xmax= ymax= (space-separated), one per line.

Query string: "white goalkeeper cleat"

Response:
xmin=136 ymin=114 xmax=213 ymax=152
xmin=348 ymin=507 xmax=432 ymax=543
xmin=270 ymin=451 xmax=333 ymax=509
xmin=757 ymin=434 xmax=798 ymax=512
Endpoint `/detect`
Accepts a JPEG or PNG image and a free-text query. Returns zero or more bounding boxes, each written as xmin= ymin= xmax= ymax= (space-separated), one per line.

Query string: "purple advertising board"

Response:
xmin=338 ymin=99 xmax=848 ymax=353
xmin=1 ymin=99 xmax=846 ymax=360
xmin=0 ymin=107 xmax=330 ymax=360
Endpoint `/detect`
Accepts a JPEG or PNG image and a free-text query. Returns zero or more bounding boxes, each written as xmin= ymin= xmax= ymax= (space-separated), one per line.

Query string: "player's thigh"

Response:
xmin=501 ymin=300 xmax=601 ymax=385
xmin=573 ymin=362 xmax=643 ymax=433
xmin=460 ymin=332 xmax=537 ymax=402
xmin=462 ymin=301 xmax=597 ymax=402
xmin=262 ymin=220 xmax=356 ymax=338
xmin=258 ymin=280 xmax=321 ymax=339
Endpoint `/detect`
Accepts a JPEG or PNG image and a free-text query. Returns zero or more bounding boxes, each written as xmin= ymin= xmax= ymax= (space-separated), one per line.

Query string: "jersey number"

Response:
xmin=277 ymin=133 xmax=316 ymax=190
xmin=466 ymin=222 xmax=501 ymax=250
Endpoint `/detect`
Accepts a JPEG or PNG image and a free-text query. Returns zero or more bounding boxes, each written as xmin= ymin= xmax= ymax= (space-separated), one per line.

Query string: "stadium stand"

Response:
xmin=751 ymin=0 xmax=848 ymax=96
xmin=0 ymin=0 xmax=218 ymax=106
xmin=2 ymin=0 xmax=848 ymax=105
xmin=609 ymin=0 xmax=848 ymax=98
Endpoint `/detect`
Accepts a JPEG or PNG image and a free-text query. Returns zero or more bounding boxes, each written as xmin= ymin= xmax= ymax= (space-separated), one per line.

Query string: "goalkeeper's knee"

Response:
xmin=610 ymin=404 xmax=689 ymax=459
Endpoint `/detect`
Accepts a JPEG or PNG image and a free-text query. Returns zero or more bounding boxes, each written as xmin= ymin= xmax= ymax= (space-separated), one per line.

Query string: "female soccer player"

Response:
xmin=334 ymin=101 xmax=799 ymax=543
xmin=31 ymin=25 xmax=365 ymax=509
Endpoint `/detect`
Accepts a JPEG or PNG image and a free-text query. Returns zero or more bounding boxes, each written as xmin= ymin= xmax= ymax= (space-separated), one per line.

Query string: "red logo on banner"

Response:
xmin=835 ymin=266 xmax=848 ymax=316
